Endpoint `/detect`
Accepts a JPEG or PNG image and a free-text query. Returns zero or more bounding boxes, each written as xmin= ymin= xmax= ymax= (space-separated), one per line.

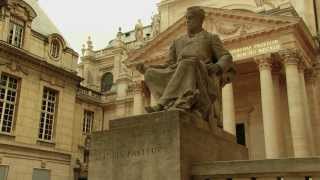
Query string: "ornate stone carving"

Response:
xmin=214 ymin=21 xmax=242 ymax=35
xmin=41 ymin=161 xmax=46 ymax=168
xmin=254 ymin=54 xmax=273 ymax=70
xmin=0 ymin=61 xmax=29 ymax=75
xmin=151 ymin=14 xmax=160 ymax=37
xmin=279 ymin=49 xmax=303 ymax=66
xmin=214 ymin=20 xmax=253 ymax=36
xmin=133 ymin=80 xmax=144 ymax=95
xmin=135 ymin=19 xmax=144 ymax=42
xmin=305 ymin=69 xmax=317 ymax=84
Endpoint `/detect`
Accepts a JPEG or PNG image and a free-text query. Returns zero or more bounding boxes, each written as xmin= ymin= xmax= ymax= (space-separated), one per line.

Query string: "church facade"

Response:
xmin=79 ymin=0 xmax=320 ymax=161
xmin=0 ymin=0 xmax=319 ymax=180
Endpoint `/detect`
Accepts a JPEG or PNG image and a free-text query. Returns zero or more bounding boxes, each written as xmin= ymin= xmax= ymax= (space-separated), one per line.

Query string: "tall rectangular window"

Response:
xmin=0 ymin=74 xmax=18 ymax=134
xmin=38 ymin=87 xmax=58 ymax=141
xmin=7 ymin=22 xmax=24 ymax=48
xmin=0 ymin=166 xmax=8 ymax=180
xmin=82 ymin=110 xmax=94 ymax=134
xmin=32 ymin=169 xmax=50 ymax=180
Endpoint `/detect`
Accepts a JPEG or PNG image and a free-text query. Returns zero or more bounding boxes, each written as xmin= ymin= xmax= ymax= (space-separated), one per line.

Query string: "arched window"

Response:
xmin=50 ymin=39 xmax=61 ymax=59
xmin=101 ymin=72 xmax=113 ymax=92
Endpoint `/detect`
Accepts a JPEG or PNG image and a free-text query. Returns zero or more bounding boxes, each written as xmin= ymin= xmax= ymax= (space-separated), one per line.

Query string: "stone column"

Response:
xmin=133 ymin=81 xmax=145 ymax=115
xmin=222 ymin=83 xmax=236 ymax=135
xmin=298 ymin=66 xmax=315 ymax=155
xmin=280 ymin=49 xmax=311 ymax=157
xmin=255 ymin=54 xmax=281 ymax=159
xmin=305 ymin=69 xmax=320 ymax=155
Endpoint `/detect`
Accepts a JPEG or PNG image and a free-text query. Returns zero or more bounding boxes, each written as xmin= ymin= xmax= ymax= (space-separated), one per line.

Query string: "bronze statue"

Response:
xmin=136 ymin=6 xmax=235 ymax=124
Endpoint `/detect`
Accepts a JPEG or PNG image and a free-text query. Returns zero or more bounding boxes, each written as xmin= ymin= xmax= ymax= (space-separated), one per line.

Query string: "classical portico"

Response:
xmin=126 ymin=7 xmax=320 ymax=159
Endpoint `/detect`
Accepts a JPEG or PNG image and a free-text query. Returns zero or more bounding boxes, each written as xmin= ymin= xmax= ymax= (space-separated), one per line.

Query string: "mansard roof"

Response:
xmin=23 ymin=0 xmax=60 ymax=36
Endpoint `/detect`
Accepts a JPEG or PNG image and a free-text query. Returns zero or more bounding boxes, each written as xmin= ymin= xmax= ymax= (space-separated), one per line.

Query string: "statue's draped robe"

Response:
xmin=145 ymin=30 xmax=235 ymax=122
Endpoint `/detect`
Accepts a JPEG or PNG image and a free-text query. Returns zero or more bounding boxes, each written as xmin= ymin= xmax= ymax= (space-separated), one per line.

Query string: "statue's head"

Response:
xmin=186 ymin=6 xmax=205 ymax=33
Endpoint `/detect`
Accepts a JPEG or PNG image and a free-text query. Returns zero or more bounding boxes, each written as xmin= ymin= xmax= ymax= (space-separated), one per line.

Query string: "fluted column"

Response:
xmin=307 ymin=64 xmax=320 ymax=156
xmin=222 ymin=83 xmax=236 ymax=135
xmin=255 ymin=54 xmax=281 ymax=159
xmin=306 ymin=68 xmax=320 ymax=155
xmin=280 ymin=49 xmax=311 ymax=157
xmin=133 ymin=81 xmax=145 ymax=115
xmin=298 ymin=65 xmax=315 ymax=155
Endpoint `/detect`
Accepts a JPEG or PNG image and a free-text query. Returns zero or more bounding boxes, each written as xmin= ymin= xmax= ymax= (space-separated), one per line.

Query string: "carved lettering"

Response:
xmin=90 ymin=145 xmax=163 ymax=161
xmin=230 ymin=40 xmax=281 ymax=60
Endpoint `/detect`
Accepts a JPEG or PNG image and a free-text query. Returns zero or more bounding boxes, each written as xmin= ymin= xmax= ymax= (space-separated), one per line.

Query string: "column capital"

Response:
xmin=279 ymin=49 xmax=303 ymax=66
xmin=305 ymin=69 xmax=318 ymax=84
xmin=254 ymin=54 xmax=273 ymax=71
xmin=133 ymin=80 xmax=144 ymax=95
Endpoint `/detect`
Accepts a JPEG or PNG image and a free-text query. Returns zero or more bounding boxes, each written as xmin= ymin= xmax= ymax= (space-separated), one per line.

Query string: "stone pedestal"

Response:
xmin=88 ymin=110 xmax=248 ymax=180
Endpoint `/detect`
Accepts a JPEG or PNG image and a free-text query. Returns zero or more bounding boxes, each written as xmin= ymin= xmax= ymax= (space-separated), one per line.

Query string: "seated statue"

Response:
xmin=136 ymin=6 xmax=236 ymax=125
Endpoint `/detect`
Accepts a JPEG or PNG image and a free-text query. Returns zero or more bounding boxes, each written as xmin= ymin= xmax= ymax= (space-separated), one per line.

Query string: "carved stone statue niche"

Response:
xmin=136 ymin=6 xmax=236 ymax=127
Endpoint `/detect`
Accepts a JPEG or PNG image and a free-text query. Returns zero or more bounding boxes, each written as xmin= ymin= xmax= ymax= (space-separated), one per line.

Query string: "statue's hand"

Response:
xmin=136 ymin=63 xmax=147 ymax=74
xmin=208 ymin=64 xmax=223 ymax=76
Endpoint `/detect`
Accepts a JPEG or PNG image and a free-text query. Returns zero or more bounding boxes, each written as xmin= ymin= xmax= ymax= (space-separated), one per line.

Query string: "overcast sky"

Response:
xmin=38 ymin=0 xmax=159 ymax=54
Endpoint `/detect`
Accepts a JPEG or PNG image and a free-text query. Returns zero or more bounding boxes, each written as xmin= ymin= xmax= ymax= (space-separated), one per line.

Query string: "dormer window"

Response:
xmin=50 ymin=39 xmax=60 ymax=59
xmin=7 ymin=22 xmax=24 ymax=48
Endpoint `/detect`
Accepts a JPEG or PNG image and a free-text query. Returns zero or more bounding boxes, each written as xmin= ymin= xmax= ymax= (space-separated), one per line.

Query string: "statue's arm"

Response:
xmin=211 ymin=34 xmax=236 ymax=85
xmin=211 ymin=34 xmax=233 ymax=72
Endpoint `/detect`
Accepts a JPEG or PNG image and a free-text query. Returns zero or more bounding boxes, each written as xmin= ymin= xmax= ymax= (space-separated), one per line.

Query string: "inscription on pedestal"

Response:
xmin=90 ymin=145 xmax=163 ymax=161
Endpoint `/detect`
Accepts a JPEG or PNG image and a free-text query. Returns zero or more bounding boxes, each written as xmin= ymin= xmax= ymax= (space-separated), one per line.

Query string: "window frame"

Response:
xmin=82 ymin=110 xmax=94 ymax=134
xmin=7 ymin=21 xmax=24 ymax=48
xmin=0 ymin=165 xmax=9 ymax=180
xmin=0 ymin=73 xmax=20 ymax=135
xmin=49 ymin=38 xmax=62 ymax=60
xmin=101 ymin=72 xmax=114 ymax=92
xmin=32 ymin=168 xmax=51 ymax=180
xmin=38 ymin=87 xmax=59 ymax=142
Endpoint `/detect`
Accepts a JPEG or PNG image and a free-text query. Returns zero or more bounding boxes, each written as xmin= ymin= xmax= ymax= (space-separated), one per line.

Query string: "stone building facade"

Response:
xmin=0 ymin=0 xmax=319 ymax=180
xmin=0 ymin=0 xmax=103 ymax=180
xmin=78 ymin=0 xmax=320 ymax=164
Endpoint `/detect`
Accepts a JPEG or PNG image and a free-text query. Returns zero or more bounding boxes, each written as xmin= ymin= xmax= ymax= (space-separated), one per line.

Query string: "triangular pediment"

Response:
xmin=127 ymin=7 xmax=301 ymax=65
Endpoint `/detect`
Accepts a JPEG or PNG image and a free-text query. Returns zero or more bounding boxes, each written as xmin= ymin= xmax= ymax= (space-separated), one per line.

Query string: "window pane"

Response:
xmin=83 ymin=110 xmax=94 ymax=134
xmin=0 ymin=74 xmax=18 ymax=134
xmin=38 ymin=88 xmax=57 ymax=141
xmin=0 ymin=166 xmax=8 ymax=180
xmin=32 ymin=169 xmax=50 ymax=180
xmin=7 ymin=22 xmax=24 ymax=48
xmin=101 ymin=72 xmax=113 ymax=92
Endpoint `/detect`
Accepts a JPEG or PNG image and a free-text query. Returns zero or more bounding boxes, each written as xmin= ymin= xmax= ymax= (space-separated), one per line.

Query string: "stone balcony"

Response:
xmin=77 ymin=86 xmax=103 ymax=103
xmin=76 ymin=85 xmax=133 ymax=104
xmin=192 ymin=157 xmax=320 ymax=180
